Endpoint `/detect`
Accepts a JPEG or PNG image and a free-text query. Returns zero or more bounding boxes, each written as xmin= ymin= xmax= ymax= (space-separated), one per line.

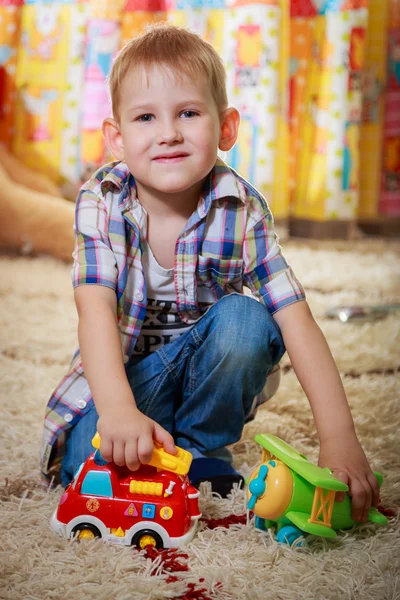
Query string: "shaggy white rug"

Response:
xmin=0 ymin=238 xmax=399 ymax=600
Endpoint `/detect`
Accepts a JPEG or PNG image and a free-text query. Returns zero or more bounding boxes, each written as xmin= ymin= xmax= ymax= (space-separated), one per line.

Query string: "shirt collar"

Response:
xmin=99 ymin=162 xmax=136 ymax=210
xmin=198 ymin=157 xmax=246 ymax=218
xmin=99 ymin=157 xmax=247 ymax=213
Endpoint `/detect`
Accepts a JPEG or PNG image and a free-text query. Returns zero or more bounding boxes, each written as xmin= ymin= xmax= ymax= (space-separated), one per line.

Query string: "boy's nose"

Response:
xmin=157 ymin=121 xmax=183 ymax=144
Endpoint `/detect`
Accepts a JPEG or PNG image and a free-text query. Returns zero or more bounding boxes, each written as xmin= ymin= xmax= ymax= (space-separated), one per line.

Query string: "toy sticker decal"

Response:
xmin=160 ymin=506 xmax=173 ymax=520
xmin=86 ymin=498 xmax=100 ymax=513
xmin=124 ymin=502 xmax=138 ymax=517
xmin=142 ymin=504 xmax=156 ymax=519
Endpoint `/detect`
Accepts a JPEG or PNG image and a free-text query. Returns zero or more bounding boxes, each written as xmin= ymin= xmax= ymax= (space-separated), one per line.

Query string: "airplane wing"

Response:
xmin=255 ymin=433 xmax=348 ymax=492
xmin=285 ymin=511 xmax=337 ymax=538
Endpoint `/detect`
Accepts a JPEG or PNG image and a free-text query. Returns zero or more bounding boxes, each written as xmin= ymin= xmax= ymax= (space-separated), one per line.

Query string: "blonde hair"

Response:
xmin=108 ymin=23 xmax=228 ymax=121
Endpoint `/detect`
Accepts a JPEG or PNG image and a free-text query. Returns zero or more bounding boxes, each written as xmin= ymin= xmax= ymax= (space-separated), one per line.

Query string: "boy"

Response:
xmin=41 ymin=24 xmax=379 ymax=519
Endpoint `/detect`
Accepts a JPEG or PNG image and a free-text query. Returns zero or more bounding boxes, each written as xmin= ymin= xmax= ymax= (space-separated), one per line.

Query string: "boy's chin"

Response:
xmin=152 ymin=177 xmax=201 ymax=195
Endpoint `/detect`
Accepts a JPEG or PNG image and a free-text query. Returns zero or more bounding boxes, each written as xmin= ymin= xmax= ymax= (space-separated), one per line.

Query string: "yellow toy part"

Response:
xmin=148 ymin=442 xmax=192 ymax=476
xmin=91 ymin=433 xmax=192 ymax=476
xmin=76 ymin=528 xmax=96 ymax=541
xmin=91 ymin=432 xmax=101 ymax=450
xmin=129 ymin=480 xmax=163 ymax=496
xmin=308 ymin=487 xmax=336 ymax=528
xmin=247 ymin=460 xmax=293 ymax=521
xmin=110 ymin=527 xmax=125 ymax=537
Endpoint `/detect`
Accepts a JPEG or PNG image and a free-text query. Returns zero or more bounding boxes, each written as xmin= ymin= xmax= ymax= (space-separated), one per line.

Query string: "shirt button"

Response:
xmin=134 ymin=291 xmax=144 ymax=301
xmin=64 ymin=413 xmax=73 ymax=423
xmin=77 ymin=400 xmax=86 ymax=409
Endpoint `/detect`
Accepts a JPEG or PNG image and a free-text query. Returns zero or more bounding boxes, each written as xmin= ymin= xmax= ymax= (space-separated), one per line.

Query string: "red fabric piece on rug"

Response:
xmin=143 ymin=548 xmax=222 ymax=598
xmin=170 ymin=580 xmax=212 ymax=600
xmin=377 ymin=504 xmax=397 ymax=517
xmin=202 ymin=514 xmax=247 ymax=529
xmin=143 ymin=546 xmax=190 ymax=572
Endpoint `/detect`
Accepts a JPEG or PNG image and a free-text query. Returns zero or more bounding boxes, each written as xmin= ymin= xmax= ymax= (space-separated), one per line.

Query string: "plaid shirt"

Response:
xmin=41 ymin=158 xmax=305 ymax=483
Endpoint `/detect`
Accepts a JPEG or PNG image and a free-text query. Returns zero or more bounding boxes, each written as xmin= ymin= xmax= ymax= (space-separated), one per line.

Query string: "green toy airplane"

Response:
xmin=247 ymin=434 xmax=387 ymax=544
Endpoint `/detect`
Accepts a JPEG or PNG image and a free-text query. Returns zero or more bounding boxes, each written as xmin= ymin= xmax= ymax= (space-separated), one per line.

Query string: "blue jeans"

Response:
xmin=60 ymin=294 xmax=285 ymax=486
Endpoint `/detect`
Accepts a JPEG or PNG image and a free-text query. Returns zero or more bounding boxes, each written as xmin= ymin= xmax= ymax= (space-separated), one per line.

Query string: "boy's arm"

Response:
xmin=75 ymin=285 xmax=176 ymax=469
xmin=273 ymin=300 xmax=380 ymax=523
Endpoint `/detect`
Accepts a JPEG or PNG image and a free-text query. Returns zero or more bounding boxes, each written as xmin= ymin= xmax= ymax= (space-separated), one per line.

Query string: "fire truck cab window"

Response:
xmin=81 ymin=471 xmax=112 ymax=497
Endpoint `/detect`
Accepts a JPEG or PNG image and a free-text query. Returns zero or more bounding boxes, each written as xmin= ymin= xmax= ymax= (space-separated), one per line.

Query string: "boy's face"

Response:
xmin=104 ymin=65 xmax=238 ymax=199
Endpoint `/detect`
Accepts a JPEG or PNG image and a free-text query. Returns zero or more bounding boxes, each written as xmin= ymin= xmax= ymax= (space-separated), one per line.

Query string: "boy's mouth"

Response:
xmin=153 ymin=152 xmax=189 ymax=163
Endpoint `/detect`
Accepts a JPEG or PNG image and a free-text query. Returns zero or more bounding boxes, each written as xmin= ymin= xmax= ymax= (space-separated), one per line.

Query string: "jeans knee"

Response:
xmin=206 ymin=294 xmax=284 ymax=368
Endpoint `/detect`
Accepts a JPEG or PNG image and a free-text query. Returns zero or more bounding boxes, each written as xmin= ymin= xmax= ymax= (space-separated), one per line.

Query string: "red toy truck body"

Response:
xmin=51 ymin=451 xmax=201 ymax=548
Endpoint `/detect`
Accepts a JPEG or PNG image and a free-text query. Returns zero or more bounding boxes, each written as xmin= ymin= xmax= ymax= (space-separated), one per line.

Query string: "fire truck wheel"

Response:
xmin=71 ymin=523 xmax=102 ymax=541
xmin=132 ymin=529 xmax=163 ymax=550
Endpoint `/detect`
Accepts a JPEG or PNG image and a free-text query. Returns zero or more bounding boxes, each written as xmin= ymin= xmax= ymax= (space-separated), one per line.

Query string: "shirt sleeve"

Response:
xmin=71 ymin=187 xmax=118 ymax=290
xmin=243 ymin=202 xmax=305 ymax=314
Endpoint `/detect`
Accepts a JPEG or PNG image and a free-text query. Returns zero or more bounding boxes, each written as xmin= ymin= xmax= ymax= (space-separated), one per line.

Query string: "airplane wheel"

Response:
xmin=255 ymin=516 xmax=266 ymax=531
xmin=276 ymin=525 xmax=303 ymax=546
xmin=255 ymin=517 xmax=274 ymax=531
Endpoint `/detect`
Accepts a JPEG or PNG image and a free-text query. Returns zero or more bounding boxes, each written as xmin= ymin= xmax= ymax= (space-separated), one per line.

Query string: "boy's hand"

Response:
xmin=97 ymin=404 xmax=177 ymax=471
xmin=318 ymin=435 xmax=380 ymax=523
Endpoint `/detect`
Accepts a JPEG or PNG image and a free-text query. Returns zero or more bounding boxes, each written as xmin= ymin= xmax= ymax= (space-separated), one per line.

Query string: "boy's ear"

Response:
xmin=102 ymin=117 xmax=124 ymax=161
xmin=218 ymin=107 xmax=240 ymax=152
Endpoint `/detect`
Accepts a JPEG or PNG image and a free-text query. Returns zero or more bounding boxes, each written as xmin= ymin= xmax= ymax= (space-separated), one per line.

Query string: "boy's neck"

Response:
xmin=135 ymin=179 xmax=205 ymax=220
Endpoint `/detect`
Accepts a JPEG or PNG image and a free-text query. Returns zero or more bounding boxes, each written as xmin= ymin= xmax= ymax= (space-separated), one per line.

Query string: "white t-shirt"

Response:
xmin=133 ymin=243 xmax=215 ymax=356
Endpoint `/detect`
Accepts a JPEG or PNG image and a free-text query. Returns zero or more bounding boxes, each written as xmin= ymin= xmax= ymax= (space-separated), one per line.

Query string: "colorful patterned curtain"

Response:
xmin=0 ymin=0 xmax=399 ymax=234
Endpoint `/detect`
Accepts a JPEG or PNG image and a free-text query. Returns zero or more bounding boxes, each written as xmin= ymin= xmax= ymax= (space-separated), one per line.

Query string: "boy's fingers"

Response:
xmin=361 ymin=488 xmax=372 ymax=523
xmin=153 ymin=424 xmax=177 ymax=455
xmin=100 ymin=438 xmax=113 ymax=462
xmin=331 ymin=469 xmax=348 ymax=503
xmin=349 ymin=479 xmax=368 ymax=522
xmin=362 ymin=477 xmax=373 ymax=522
xmin=137 ymin=435 xmax=154 ymax=465
xmin=113 ymin=441 xmax=126 ymax=467
xmin=125 ymin=440 xmax=140 ymax=471
xmin=368 ymin=472 xmax=380 ymax=507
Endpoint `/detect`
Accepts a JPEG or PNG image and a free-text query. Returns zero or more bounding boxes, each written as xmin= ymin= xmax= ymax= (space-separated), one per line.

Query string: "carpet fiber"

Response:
xmin=0 ymin=238 xmax=399 ymax=600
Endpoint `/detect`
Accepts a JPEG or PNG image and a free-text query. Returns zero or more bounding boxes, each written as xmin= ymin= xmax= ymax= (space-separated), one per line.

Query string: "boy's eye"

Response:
xmin=181 ymin=110 xmax=198 ymax=118
xmin=137 ymin=114 xmax=154 ymax=122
